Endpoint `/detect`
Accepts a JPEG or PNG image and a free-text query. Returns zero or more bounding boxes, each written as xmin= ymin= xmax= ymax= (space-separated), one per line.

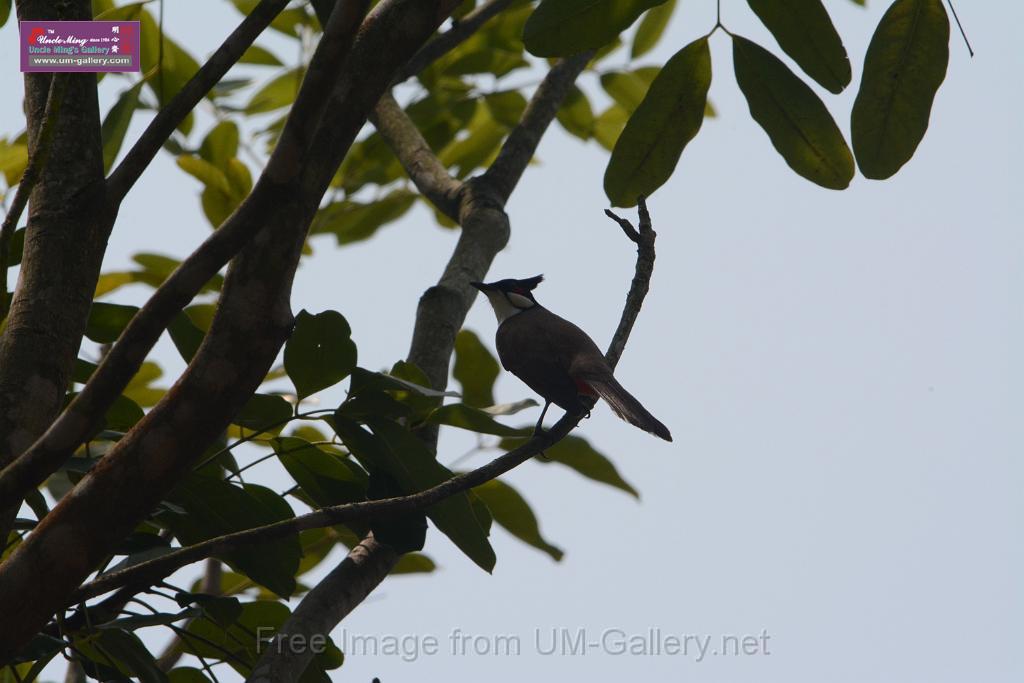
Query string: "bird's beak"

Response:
xmin=470 ymin=281 xmax=491 ymax=292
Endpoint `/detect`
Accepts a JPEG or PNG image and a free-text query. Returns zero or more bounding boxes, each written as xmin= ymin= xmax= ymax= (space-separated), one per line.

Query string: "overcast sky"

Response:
xmin=2 ymin=1 xmax=1022 ymax=681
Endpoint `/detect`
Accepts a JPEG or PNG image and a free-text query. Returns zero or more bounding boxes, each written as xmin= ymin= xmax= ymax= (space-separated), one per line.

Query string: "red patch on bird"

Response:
xmin=575 ymin=379 xmax=599 ymax=397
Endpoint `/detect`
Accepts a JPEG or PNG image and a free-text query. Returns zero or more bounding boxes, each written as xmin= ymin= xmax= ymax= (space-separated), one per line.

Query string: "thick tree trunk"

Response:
xmin=0 ymin=0 xmax=107 ymax=538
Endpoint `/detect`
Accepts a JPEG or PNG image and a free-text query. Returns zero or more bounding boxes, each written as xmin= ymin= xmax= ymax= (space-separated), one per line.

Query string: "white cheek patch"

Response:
xmin=508 ymin=292 xmax=535 ymax=308
xmin=484 ymin=291 xmax=521 ymax=322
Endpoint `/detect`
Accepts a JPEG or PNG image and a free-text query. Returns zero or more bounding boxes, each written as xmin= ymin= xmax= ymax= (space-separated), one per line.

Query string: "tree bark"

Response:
xmin=247 ymin=535 xmax=398 ymax=682
xmin=0 ymin=0 xmax=106 ymax=539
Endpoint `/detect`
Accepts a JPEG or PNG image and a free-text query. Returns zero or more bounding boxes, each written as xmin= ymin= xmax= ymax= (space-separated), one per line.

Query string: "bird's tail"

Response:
xmin=586 ymin=376 xmax=672 ymax=442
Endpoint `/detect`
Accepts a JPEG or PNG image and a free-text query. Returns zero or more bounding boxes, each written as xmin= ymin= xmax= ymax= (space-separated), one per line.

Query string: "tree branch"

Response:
xmin=370 ymin=92 xmax=463 ymax=221
xmin=393 ymin=0 xmax=516 ymax=84
xmin=69 ymin=198 xmax=659 ymax=607
xmin=106 ymin=0 xmax=289 ymax=202
xmin=482 ymin=50 xmax=594 ymax=204
xmin=0 ymin=0 xmax=372 ymax=513
xmin=246 ymin=535 xmax=397 ymax=683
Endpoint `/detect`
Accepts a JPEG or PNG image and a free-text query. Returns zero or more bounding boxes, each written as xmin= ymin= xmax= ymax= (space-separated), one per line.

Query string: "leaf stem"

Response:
xmin=945 ymin=1 xmax=974 ymax=57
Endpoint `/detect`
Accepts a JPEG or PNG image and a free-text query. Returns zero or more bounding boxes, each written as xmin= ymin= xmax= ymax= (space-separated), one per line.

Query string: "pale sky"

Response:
xmin=2 ymin=1 xmax=1021 ymax=681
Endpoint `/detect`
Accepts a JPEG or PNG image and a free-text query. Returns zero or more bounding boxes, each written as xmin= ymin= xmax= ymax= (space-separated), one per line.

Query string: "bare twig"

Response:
xmin=107 ymin=0 xmax=290 ymax=202
xmin=70 ymin=200 xmax=659 ymax=605
xmin=482 ymin=50 xmax=594 ymax=204
xmin=0 ymin=74 xmax=68 ymax=317
xmin=370 ymin=93 xmax=463 ymax=220
xmin=604 ymin=196 xmax=656 ymax=369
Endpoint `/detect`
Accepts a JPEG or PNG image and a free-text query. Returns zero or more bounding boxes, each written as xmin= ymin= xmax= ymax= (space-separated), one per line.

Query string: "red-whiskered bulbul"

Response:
xmin=470 ymin=275 xmax=672 ymax=441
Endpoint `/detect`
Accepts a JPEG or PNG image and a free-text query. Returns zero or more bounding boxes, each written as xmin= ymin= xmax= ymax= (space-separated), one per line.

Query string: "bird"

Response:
xmin=470 ymin=275 xmax=672 ymax=441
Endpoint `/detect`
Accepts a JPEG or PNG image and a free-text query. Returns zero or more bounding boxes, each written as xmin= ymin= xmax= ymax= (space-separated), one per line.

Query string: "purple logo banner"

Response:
xmin=20 ymin=20 xmax=141 ymax=73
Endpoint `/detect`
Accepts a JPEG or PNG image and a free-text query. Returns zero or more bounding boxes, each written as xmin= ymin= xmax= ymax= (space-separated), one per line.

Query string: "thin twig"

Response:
xmin=70 ymin=200 xmax=659 ymax=604
xmin=0 ymin=74 xmax=69 ymax=317
xmin=604 ymin=196 xmax=655 ymax=369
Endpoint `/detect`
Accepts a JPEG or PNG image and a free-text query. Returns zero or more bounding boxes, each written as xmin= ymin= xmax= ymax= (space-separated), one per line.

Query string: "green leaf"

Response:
xmin=0 ymin=138 xmax=28 ymax=186
xmin=124 ymin=361 xmax=164 ymax=407
xmin=556 ymin=86 xmax=595 ymax=140
xmin=175 ymin=591 xmax=243 ymax=628
xmin=746 ymin=0 xmax=851 ymax=94
xmin=441 ymin=34 xmax=529 ymax=78
xmin=604 ymin=37 xmax=711 ymax=207
xmin=472 ymin=478 xmax=563 ymax=560
xmin=239 ymin=44 xmax=282 ymax=66
xmin=484 ymin=91 xmax=529 ymax=127
xmin=168 ymin=667 xmax=213 ymax=683
xmin=502 ymin=434 xmax=639 ymax=497
xmin=273 ymin=436 xmax=367 ymax=507
xmin=631 ymin=0 xmax=676 ymax=59
xmin=851 ymin=0 xmax=949 ymax=179
xmin=337 ymin=388 xmax=413 ymax=422
xmin=103 ymin=394 xmax=144 ymax=431
xmin=96 ymin=255 xmax=223 ymax=297
xmin=75 ymin=628 xmax=168 ymax=683
xmin=310 ymin=189 xmax=417 ymax=246
xmin=732 ymin=35 xmax=854 ymax=190
xmin=183 ymin=600 xmax=288 ymax=674
xmin=349 ymin=366 xmax=459 ymax=399
xmin=4 ymin=228 xmax=25 ymax=266
xmin=85 ymin=302 xmax=139 ymax=343
xmin=101 ymin=81 xmax=143 ymax=173
xmin=139 ymin=10 xmax=200 ymax=131
xmin=284 ymin=310 xmax=358 ymax=400
xmin=393 ymin=552 xmax=438 ymax=574
xmin=453 ymin=329 xmax=499 ymax=407
xmin=524 ymin=0 xmax=667 ymax=57
xmin=232 ymin=393 xmax=294 ymax=435
xmin=426 ymin=404 xmax=530 ymax=437
xmin=163 ymin=477 xmax=301 ymax=597
xmin=593 ymin=103 xmax=631 ymax=150
xmin=0 ymin=0 xmax=11 ymax=28
xmin=168 ymin=307 xmax=208 ymax=363
xmin=269 ymin=6 xmax=315 ymax=37
xmin=437 ymin=105 xmax=509 ymax=177
xmin=333 ymin=416 xmax=496 ymax=572
xmin=199 ymin=121 xmax=239 ymax=169
xmin=600 ymin=68 xmax=656 ymax=113
xmin=74 ymin=358 xmax=98 ymax=384
xmin=245 ymin=67 xmax=303 ymax=114
xmin=177 ymin=154 xmax=231 ymax=195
